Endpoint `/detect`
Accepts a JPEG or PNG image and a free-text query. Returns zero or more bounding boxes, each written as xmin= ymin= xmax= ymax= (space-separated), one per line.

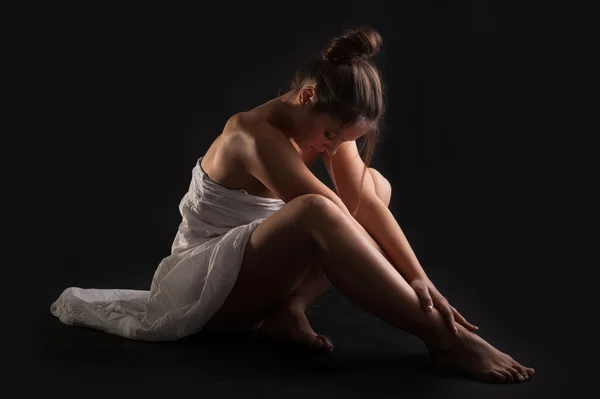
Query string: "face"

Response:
xmin=298 ymin=113 xmax=372 ymax=156
xmin=292 ymin=87 xmax=373 ymax=156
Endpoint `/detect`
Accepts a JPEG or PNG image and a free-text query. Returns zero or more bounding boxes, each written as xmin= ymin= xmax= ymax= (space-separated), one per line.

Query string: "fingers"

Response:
xmin=441 ymin=304 xmax=458 ymax=334
xmin=414 ymin=283 xmax=473 ymax=335
xmin=423 ymin=287 xmax=456 ymax=332
xmin=414 ymin=284 xmax=434 ymax=313
xmin=451 ymin=306 xmax=479 ymax=331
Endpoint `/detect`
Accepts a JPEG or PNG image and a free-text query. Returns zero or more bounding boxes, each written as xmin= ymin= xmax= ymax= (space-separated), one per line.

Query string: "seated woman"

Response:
xmin=51 ymin=26 xmax=534 ymax=384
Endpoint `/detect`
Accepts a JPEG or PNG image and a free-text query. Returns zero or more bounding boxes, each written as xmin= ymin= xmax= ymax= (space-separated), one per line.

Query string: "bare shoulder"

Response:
xmin=199 ymin=112 xmax=268 ymax=190
xmin=204 ymin=112 xmax=271 ymax=161
xmin=230 ymin=113 xmax=345 ymax=205
xmin=232 ymin=112 xmax=290 ymax=147
xmin=230 ymin=112 xmax=298 ymax=164
xmin=199 ymin=112 xmax=298 ymax=197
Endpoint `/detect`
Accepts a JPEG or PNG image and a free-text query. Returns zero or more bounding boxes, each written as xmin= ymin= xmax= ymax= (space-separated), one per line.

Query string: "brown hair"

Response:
xmin=289 ymin=26 xmax=386 ymax=216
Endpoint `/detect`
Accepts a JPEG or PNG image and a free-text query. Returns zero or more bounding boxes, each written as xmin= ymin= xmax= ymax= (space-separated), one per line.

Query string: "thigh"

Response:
xmin=203 ymin=194 xmax=328 ymax=333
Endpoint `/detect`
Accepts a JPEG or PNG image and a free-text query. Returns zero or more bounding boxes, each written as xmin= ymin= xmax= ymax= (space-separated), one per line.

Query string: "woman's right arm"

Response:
xmin=239 ymin=123 xmax=346 ymax=207
xmin=237 ymin=124 xmax=393 ymax=263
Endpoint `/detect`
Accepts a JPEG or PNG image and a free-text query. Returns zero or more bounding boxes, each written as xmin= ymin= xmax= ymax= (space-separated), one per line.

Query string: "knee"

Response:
xmin=300 ymin=193 xmax=340 ymax=214
xmin=368 ymin=167 xmax=392 ymax=207
xmin=295 ymin=194 xmax=345 ymax=224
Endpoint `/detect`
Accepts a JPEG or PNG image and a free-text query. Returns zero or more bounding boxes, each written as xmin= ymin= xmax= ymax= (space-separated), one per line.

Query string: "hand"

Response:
xmin=409 ymin=277 xmax=479 ymax=334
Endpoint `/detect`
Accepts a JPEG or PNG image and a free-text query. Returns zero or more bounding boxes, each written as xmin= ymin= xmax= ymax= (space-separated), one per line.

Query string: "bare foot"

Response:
xmin=254 ymin=300 xmax=333 ymax=353
xmin=427 ymin=323 xmax=536 ymax=383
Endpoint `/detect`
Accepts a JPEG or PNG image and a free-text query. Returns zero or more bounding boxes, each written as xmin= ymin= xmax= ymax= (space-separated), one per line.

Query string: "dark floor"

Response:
xmin=29 ymin=239 xmax=580 ymax=399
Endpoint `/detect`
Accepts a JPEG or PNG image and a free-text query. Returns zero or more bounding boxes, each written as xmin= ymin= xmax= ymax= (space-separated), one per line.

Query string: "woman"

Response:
xmin=51 ymin=26 xmax=534 ymax=384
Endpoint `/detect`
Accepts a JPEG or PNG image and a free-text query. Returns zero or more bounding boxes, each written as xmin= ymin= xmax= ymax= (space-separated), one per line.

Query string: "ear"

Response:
xmin=299 ymin=85 xmax=316 ymax=106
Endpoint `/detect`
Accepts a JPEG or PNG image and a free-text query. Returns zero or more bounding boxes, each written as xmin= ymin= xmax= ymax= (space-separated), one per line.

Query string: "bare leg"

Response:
xmin=206 ymin=193 xmax=534 ymax=382
xmin=259 ymin=168 xmax=392 ymax=352
xmin=257 ymin=259 xmax=334 ymax=351
xmin=304 ymin=196 xmax=535 ymax=383
xmin=285 ymin=167 xmax=392 ymax=312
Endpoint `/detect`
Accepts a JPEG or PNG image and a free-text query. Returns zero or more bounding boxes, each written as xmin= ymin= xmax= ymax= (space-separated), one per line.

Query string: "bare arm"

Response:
xmin=322 ymin=141 xmax=425 ymax=281
xmin=238 ymin=124 xmax=391 ymax=260
xmin=355 ymin=197 xmax=428 ymax=283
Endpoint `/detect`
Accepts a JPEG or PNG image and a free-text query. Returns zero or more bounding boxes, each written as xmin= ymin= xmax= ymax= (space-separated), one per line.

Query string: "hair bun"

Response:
xmin=322 ymin=26 xmax=382 ymax=64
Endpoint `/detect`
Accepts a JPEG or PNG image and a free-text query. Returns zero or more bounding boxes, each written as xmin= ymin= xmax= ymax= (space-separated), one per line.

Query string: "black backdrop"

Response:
xmin=13 ymin=0 xmax=593 ymax=396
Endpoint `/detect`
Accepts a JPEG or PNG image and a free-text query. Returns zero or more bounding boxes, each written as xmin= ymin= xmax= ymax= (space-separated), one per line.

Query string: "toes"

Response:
xmin=509 ymin=356 xmax=535 ymax=379
xmin=489 ymin=370 xmax=507 ymax=383
xmin=317 ymin=335 xmax=333 ymax=352
xmin=499 ymin=369 xmax=514 ymax=382
xmin=309 ymin=335 xmax=324 ymax=350
xmin=512 ymin=361 xmax=535 ymax=378
xmin=512 ymin=363 xmax=529 ymax=380
xmin=508 ymin=366 xmax=524 ymax=382
xmin=288 ymin=332 xmax=322 ymax=350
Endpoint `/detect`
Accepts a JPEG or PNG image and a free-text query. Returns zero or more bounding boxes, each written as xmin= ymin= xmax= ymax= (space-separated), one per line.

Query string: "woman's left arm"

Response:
xmin=354 ymin=197 xmax=426 ymax=283
xmin=323 ymin=142 xmax=478 ymax=333
xmin=354 ymin=197 xmax=479 ymax=333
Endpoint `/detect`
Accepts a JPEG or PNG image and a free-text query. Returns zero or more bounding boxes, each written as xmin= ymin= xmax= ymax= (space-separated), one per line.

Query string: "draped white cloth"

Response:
xmin=50 ymin=156 xmax=285 ymax=341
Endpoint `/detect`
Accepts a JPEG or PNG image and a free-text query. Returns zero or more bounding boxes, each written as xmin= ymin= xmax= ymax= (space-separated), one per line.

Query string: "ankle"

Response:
xmin=419 ymin=314 xmax=458 ymax=353
xmin=281 ymin=296 xmax=308 ymax=313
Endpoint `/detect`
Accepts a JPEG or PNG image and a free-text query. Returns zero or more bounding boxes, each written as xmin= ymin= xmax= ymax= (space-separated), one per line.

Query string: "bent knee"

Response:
xmin=293 ymin=193 xmax=343 ymax=222
xmin=368 ymin=167 xmax=392 ymax=205
xmin=368 ymin=167 xmax=391 ymax=189
xmin=293 ymin=194 xmax=345 ymax=223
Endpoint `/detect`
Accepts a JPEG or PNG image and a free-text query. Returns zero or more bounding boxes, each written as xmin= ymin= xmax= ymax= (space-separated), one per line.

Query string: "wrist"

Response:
xmin=404 ymin=272 xmax=429 ymax=284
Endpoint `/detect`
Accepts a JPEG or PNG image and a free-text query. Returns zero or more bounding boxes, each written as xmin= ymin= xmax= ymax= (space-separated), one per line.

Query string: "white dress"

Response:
xmin=50 ymin=156 xmax=285 ymax=341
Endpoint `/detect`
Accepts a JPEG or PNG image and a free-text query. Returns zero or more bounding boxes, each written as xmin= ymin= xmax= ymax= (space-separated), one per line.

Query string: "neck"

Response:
xmin=264 ymin=91 xmax=296 ymax=139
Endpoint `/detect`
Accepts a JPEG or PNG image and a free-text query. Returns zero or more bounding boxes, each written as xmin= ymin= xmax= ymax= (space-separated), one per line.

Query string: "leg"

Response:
xmin=283 ymin=167 xmax=392 ymax=312
xmin=205 ymin=193 xmax=534 ymax=383
xmin=256 ymin=168 xmax=393 ymax=351
xmin=203 ymin=194 xmax=323 ymax=334
xmin=368 ymin=167 xmax=392 ymax=208
xmin=305 ymin=195 xmax=534 ymax=383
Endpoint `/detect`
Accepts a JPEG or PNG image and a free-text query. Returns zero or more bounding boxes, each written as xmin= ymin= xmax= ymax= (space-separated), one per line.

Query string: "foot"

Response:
xmin=254 ymin=300 xmax=333 ymax=353
xmin=427 ymin=323 xmax=536 ymax=383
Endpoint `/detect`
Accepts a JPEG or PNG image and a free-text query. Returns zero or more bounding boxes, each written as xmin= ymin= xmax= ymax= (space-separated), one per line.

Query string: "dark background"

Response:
xmin=11 ymin=0 xmax=594 ymax=397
